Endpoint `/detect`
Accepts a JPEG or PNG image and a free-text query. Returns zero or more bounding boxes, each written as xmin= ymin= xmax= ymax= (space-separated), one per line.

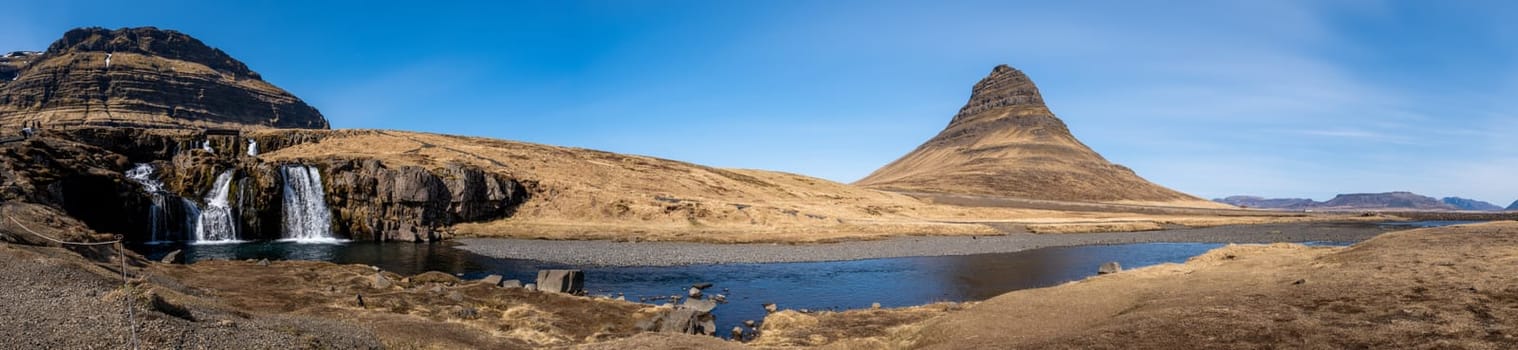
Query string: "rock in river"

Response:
xmin=1098 ymin=261 xmax=1122 ymax=275
xmin=536 ymin=269 xmax=584 ymax=294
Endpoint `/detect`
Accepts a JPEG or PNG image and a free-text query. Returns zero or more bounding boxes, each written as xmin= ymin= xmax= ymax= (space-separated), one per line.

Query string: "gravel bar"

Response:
xmin=456 ymin=222 xmax=1398 ymax=266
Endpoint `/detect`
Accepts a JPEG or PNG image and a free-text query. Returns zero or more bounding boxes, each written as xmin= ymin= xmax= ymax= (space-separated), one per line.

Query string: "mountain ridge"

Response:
xmin=0 ymin=27 xmax=327 ymax=130
xmin=1217 ymin=192 xmax=1507 ymax=211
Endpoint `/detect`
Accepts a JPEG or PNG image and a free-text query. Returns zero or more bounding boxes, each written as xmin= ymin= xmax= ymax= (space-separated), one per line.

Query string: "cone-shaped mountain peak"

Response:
xmin=856 ymin=65 xmax=1206 ymax=204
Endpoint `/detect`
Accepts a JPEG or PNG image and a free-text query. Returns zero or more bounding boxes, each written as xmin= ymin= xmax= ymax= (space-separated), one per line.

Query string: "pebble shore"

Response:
xmin=457 ymin=222 xmax=1394 ymax=266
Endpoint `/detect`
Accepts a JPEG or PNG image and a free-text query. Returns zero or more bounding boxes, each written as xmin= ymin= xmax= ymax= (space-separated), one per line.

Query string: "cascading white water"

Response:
xmin=281 ymin=165 xmax=340 ymax=243
xmin=246 ymin=138 xmax=258 ymax=156
xmin=193 ymin=170 xmax=240 ymax=243
xmin=202 ymin=140 xmax=214 ymax=153
xmin=125 ymin=164 xmax=171 ymax=243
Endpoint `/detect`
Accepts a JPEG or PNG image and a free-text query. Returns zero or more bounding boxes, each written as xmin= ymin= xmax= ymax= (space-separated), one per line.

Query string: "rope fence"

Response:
xmin=6 ymin=215 xmax=141 ymax=350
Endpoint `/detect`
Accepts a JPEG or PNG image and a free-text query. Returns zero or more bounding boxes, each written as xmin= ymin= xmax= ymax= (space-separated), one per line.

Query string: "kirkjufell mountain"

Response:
xmin=0 ymin=27 xmax=327 ymax=129
xmin=855 ymin=65 xmax=1208 ymax=205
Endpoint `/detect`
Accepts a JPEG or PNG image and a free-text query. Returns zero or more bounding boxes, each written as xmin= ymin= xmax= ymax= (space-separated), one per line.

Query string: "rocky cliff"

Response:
xmin=0 ymin=27 xmax=328 ymax=130
xmin=317 ymin=158 xmax=527 ymax=241
xmin=0 ymin=135 xmax=150 ymax=239
xmin=854 ymin=65 xmax=1207 ymax=205
xmin=3 ymin=127 xmax=527 ymax=243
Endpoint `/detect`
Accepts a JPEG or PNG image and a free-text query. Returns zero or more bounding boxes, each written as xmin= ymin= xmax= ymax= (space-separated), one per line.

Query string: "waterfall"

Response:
xmin=179 ymin=197 xmax=201 ymax=241
xmin=281 ymin=165 xmax=340 ymax=243
xmin=201 ymin=140 xmax=214 ymax=153
xmin=193 ymin=169 xmax=240 ymax=243
xmin=247 ymin=138 xmax=258 ymax=156
xmin=124 ymin=164 xmax=171 ymax=243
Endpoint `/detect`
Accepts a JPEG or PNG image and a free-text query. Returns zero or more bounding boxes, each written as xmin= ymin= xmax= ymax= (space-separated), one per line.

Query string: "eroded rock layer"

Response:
xmin=0 ymin=27 xmax=327 ymax=130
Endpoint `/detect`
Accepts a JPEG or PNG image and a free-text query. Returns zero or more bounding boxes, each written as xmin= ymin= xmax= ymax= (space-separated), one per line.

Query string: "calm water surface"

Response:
xmin=131 ymin=221 xmax=1469 ymax=337
xmin=132 ymin=240 xmax=1361 ymax=336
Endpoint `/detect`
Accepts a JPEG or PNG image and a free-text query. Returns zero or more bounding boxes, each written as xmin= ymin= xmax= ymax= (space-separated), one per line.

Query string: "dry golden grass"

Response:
xmin=257 ymin=129 xmax=1376 ymax=242
xmin=1026 ymin=221 xmax=1165 ymax=234
xmin=157 ymin=259 xmax=663 ymax=349
xmin=749 ymin=303 xmax=972 ymax=348
xmin=822 ymin=222 xmax=1518 ymax=349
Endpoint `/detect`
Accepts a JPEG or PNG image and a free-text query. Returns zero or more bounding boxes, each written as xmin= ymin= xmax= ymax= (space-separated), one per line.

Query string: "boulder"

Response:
xmin=371 ymin=273 xmax=392 ymax=289
xmin=697 ymin=316 xmax=716 ymax=336
xmin=1098 ymin=261 xmax=1122 ymax=275
xmin=159 ymin=249 xmax=182 ymax=264
xmin=524 ymin=283 xmax=537 ymax=291
xmin=455 ymin=306 xmax=478 ymax=319
xmin=536 ymin=269 xmax=584 ymax=294
xmin=256 ymin=258 xmax=270 ymax=266
xmin=683 ymin=298 xmax=717 ymax=313
xmin=731 ymin=326 xmax=743 ymax=339
xmin=692 ymin=282 xmax=714 ymax=290
xmin=688 ymin=287 xmax=703 ymax=299
xmin=499 ymin=279 xmax=522 ymax=288
xmin=659 ymin=308 xmax=701 ymax=334
xmin=763 ymin=303 xmax=778 ymax=314
xmin=479 ymin=274 xmax=503 ymax=286
xmin=412 ymin=271 xmax=462 ymax=285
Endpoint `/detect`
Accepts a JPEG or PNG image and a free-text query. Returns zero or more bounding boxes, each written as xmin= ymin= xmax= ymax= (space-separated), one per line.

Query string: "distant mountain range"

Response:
xmin=1216 ymin=192 xmax=1511 ymax=211
xmin=1442 ymin=197 xmax=1505 ymax=211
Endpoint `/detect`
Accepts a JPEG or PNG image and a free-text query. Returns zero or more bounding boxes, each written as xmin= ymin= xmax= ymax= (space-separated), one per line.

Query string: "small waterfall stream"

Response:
xmin=281 ymin=165 xmax=340 ymax=242
xmin=246 ymin=139 xmax=258 ymax=156
xmin=125 ymin=164 xmax=172 ymax=243
xmin=193 ymin=169 xmax=240 ymax=243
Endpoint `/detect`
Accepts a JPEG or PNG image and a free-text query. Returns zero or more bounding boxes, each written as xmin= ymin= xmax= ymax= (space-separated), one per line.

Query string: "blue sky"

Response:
xmin=4 ymin=1 xmax=1517 ymax=205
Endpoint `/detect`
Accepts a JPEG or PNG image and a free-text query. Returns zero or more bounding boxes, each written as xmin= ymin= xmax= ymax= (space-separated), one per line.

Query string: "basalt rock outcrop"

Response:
xmin=148 ymin=138 xmax=529 ymax=242
xmin=0 ymin=27 xmax=328 ymax=130
xmin=855 ymin=65 xmax=1204 ymax=203
xmin=4 ymin=127 xmax=526 ymax=243
xmin=316 ymin=158 xmax=528 ymax=241
xmin=0 ymin=134 xmax=159 ymax=240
